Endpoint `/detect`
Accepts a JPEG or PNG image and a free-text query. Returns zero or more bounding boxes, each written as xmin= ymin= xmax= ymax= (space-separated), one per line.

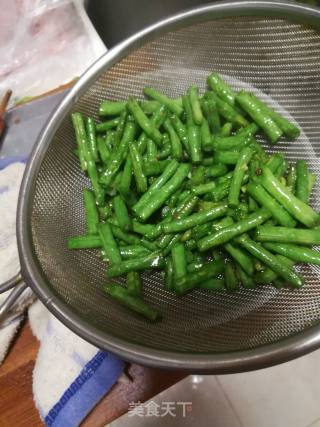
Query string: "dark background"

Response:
xmin=85 ymin=0 xmax=319 ymax=48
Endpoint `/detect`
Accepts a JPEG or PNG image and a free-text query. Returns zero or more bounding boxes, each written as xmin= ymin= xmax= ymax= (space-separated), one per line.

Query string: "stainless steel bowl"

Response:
xmin=11 ymin=1 xmax=320 ymax=373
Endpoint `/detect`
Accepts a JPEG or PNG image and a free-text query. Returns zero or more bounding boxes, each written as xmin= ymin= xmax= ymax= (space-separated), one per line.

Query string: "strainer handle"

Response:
xmin=0 ymin=272 xmax=23 ymax=293
xmin=0 ymin=272 xmax=28 ymax=321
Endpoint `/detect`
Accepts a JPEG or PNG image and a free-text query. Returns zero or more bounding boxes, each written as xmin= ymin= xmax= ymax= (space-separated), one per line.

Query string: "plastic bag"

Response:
xmin=0 ymin=0 xmax=106 ymax=105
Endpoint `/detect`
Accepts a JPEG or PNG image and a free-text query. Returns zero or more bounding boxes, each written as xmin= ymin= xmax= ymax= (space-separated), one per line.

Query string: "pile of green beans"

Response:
xmin=68 ymin=72 xmax=320 ymax=322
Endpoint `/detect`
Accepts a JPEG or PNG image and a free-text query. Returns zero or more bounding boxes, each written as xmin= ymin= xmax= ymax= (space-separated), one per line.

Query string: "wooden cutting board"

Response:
xmin=0 ymin=320 xmax=184 ymax=426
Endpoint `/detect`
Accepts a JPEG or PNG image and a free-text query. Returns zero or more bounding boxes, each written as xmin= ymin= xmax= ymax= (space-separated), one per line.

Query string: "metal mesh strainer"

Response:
xmin=15 ymin=2 xmax=320 ymax=372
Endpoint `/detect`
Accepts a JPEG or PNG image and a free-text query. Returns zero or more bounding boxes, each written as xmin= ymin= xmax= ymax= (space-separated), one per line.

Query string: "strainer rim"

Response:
xmin=17 ymin=0 xmax=320 ymax=373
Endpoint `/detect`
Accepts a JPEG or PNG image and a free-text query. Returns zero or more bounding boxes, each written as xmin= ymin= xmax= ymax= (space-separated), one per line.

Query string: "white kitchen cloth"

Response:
xmin=29 ymin=301 xmax=124 ymax=427
xmin=0 ymin=161 xmax=35 ymax=363
xmin=0 ymin=161 xmax=124 ymax=426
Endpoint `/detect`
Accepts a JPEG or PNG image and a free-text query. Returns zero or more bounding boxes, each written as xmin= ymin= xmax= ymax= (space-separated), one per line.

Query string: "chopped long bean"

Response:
xmin=70 ymin=70 xmax=319 ymax=321
xmin=260 ymin=167 xmax=320 ymax=228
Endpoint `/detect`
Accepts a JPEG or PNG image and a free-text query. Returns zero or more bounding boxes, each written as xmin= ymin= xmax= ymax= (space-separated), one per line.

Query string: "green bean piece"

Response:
xmin=114 ymin=111 xmax=128 ymax=145
xmin=225 ymin=262 xmax=239 ymax=291
xmin=237 ymin=234 xmax=303 ymax=288
xmin=212 ymin=124 xmax=258 ymax=152
xmin=198 ymin=208 xmax=271 ymax=251
xmin=201 ymin=97 xmax=221 ymax=134
xmin=71 ymin=112 xmax=90 ymax=171
xmin=68 ymin=234 xmax=102 ymax=249
xmin=296 ymin=160 xmax=309 ymax=203
xmin=255 ymin=254 xmax=294 ymax=284
xmin=99 ymin=205 xmax=112 ymax=220
xmin=104 ymin=283 xmax=160 ymax=321
xmin=170 ymin=114 xmax=190 ymax=153
xmin=209 ymin=181 xmax=229 ymax=202
xmin=260 ymin=167 xmax=320 ymax=228
xmin=96 ymin=117 xmax=120 ymax=133
xmin=106 ymin=251 xmax=163 ymax=277
xmin=137 ymin=105 xmax=167 ymax=154
xmin=185 ymin=239 xmax=197 ymax=250
xmin=224 ymin=243 xmax=254 ymax=276
xmin=110 ymin=224 xmax=157 ymax=251
xmin=274 ymin=158 xmax=288 ymax=178
xmin=171 ymin=243 xmax=187 ymax=283
xmin=127 ymin=98 xmax=162 ymax=146
xmin=200 ymin=118 xmax=212 ymax=151
xmin=215 ymin=151 xmax=239 ymax=165
xmin=118 ymin=158 xmax=132 ymax=198
xmin=181 ymin=229 xmax=192 ymax=242
xmin=253 ymin=259 xmax=264 ymax=272
xmin=106 ymin=129 xmax=115 ymax=148
xmin=228 ymin=146 xmax=254 ymax=208
xmin=249 ymin=156 xmax=261 ymax=180
xmin=263 ymin=242 xmax=320 ymax=266
xmin=100 ymin=120 xmax=136 ymax=187
xmin=250 ymin=138 xmax=268 ymax=162
xmin=231 ymin=203 xmax=250 ymax=221
xmin=177 ymin=190 xmax=192 ymax=204
xmin=141 ymin=100 xmax=162 ymax=114
xmin=143 ymin=87 xmax=183 ymax=116
xmin=198 ymin=279 xmax=225 ymax=291
xmin=98 ymin=223 xmax=122 ymax=265
xmin=188 ymin=86 xmax=203 ymax=125
xmin=236 ymin=91 xmax=283 ymax=143
xmin=220 ymin=122 xmax=233 ymax=137
xmin=255 ymin=225 xmax=320 ymax=245
xmin=192 ymin=181 xmax=216 ymax=196
xmin=286 ymin=164 xmax=297 ymax=194
xmin=99 ymin=100 xmax=127 ymax=116
xmin=207 ymin=72 xmax=236 ymax=106
xmin=237 ymin=265 xmax=255 ymax=289
xmin=120 ymin=245 xmax=151 ymax=259
xmin=210 ymin=93 xmax=249 ymax=128
xmin=187 ymin=258 xmax=205 ymax=273
xmin=164 ymin=257 xmax=174 ymax=291
xmin=168 ymin=189 xmax=182 ymax=209
xmin=248 ymin=196 xmax=258 ymax=212
xmin=164 ymin=119 xmax=183 ymax=160
xmin=146 ymin=140 xmax=157 ymax=160
xmin=87 ymin=158 xmax=105 ymax=206
xmin=130 ymin=143 xmax=148 ymax=193
xmin=266 ymin=154 xmax=284 ymax=174
xmin=183 ymin=96 xmax=202 ymax=164
xmin=135 ymin=164 xmax=191 ymax=222
xmin=307 ymin=173 xmax=316 ymax=201
xmin=247 ymin=93 xmax=300 ymax=138
xmin=212 ymin=215 xmax=235 ymax=230
xmin=127 ymin=271 xmax=142 ymax=296
xmin=113 ymin=195 xmax=132 ymax=232
xmin=156 ymin=140 xmax=171 ymax=160
xmin=143 ymin=160 xmax=171 ymax=176
xmin=97 ymin=135 xmax=111 ymax=164
xmin=189 ymin=167 xmax=205 ymax=187
xmin=205 ymin=164 xmax=228 ymax=179
xmin=132 ymin=220 xmax=156 ymax=237
xmin=175 ymin=259 xmax=225 ymax=294
xmin=157 ymin=195 xmax=199 ymax=249
xmin=83 ymin=189 xmax=99 ymax=234
xmin=247 ymin=182 xmax=296 ymax=227
xmin=85 ymin=117 xmax=98 ymax=162
xmin=133 ymin=159 xmax=179 ymax=214
xmin=162 ymin=203 xmax=228 ymax=234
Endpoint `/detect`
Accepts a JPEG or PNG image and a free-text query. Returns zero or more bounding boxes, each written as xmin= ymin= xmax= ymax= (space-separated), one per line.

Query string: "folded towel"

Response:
xmin=0 ymin=161 xmax=125 ymax=426
xmin=0 ymin=162 xmax=34 ymax=363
